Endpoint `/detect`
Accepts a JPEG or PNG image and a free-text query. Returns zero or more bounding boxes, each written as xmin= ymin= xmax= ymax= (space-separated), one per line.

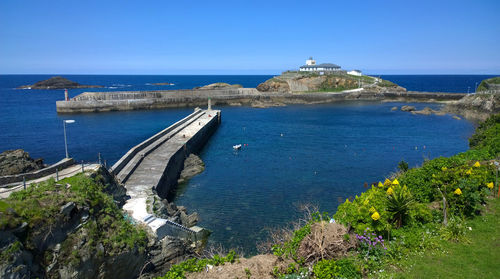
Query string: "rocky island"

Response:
xmin=151 ymin=82 xmax=174 ymax=86
xmin=256 ymin=70 xmax=405 ymax=93
xmin=18 ymin=76 xmax=103 ymax=90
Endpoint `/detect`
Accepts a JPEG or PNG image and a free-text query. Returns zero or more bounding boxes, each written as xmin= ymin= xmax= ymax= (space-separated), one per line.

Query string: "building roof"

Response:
xmin=300 ymin=63 xmax=341 ymax=69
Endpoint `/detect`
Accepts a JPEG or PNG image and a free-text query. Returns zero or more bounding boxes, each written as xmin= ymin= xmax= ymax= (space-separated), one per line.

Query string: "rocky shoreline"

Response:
xmin=0 ymin=149 xmax=45 ymax=176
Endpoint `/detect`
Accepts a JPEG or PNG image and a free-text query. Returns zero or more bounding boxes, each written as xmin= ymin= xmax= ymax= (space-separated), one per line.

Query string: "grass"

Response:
xmin=377 ymin=79 xmax=397 ymax=87
xmin=383 ymin=197 xmax=500 ymax=278
xmin=476 ymin=76 xmax=500 ymax=92
xmin=0 ymin=170 xmax=148 ymax=265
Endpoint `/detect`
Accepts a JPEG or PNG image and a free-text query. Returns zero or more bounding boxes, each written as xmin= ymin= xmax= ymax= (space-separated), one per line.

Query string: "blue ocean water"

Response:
xmin=380 ymin=75 xmax=497 ymax=93
xmin=0 ymin=74 xmax=486 ymax=253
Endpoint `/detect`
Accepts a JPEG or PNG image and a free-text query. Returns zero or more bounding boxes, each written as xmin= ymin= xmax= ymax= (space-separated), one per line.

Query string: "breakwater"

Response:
xmin=113 ymin=108 xmax=220 ymax=239
xmin=56 ymin=88 xmax=467 ymax=113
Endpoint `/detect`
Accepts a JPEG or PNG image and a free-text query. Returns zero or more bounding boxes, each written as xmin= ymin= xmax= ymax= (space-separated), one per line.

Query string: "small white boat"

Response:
xmin=233 ymin=144 xmax=242 ymax=150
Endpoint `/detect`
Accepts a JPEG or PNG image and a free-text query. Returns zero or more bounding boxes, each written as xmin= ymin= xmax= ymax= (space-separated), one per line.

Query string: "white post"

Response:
xmin=208 ymin=98 xmax=212 ymax=111
xmin=63 ymin=121 xmax=68 ymax=158
xmin=63 ymin=120 xmax=75 ymax=158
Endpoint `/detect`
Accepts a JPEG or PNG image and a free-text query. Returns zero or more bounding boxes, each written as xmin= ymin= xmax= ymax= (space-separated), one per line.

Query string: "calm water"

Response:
xmin=0 ymin=75 xmax=486 ymax=253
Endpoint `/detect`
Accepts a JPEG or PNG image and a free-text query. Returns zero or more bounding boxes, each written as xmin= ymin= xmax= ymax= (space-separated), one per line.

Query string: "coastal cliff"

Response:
xmin=444 ymin=76 xmax=500 ymax=121
xmin=0 ymin=167 xmax=197 ymax=279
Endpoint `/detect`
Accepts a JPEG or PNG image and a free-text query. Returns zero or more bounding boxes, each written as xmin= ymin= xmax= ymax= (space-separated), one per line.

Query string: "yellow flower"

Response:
xmin=387 ymin=187 xmax=394 ymax=195
xmin=371 ymin=211 xmax=380 ymax=221
xmin=369 ymin=206 xmax=376 ymax=213
xmin=384 ymin=178 xmax=392 ymax=186
xmin=487 ymin=182 xmax=494 ymax=189
xmin=441 ymin=167 xmax=447 ymax=171
xmin=378 ymin=181 xmax=384 ymax=188
xmin=473 ymin=161 xmax=481 ymax=167
xmin=454 ymin=188 xmax=462 ymax=195
xmin=466 ymin=169 xmax=472 ymax=175
xmin=392 ymin=179 xmax=400 ymax=186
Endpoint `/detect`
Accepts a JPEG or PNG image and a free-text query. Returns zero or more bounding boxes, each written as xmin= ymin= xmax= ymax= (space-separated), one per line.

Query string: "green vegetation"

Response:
xmin=386 ymin=197 xmax=500 ymax=278
xmin=272 ymin=212 xmax=330 ymax=260
xmin=330 ymin=113 xmax=500 ymax=277
xmin=0 ymin=171 xmax=148 ymax=265
xmin=476 ymin=76 xmax=500 ymax=92
xmin=156 ymin=113 xmax=500 ymax=278
xmin=156 ymin=250 xmax=238 ymax=279
xmin=377 ymin=79 xmax=397 ymax=87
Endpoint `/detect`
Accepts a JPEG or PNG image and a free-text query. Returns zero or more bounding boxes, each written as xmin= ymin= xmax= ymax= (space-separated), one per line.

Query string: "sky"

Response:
xmin=1 ymin=0 xmax=499 ymax=75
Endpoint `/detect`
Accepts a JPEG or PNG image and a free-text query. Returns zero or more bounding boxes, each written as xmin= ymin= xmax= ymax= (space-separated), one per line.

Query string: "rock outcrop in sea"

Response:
xmin=194 ymin=82 xmax=242 ymax=90
xmin=18 ymin=76 xmax=103 ymax=90
xmin=444 ymin=76 xmax=500 ymax=121
xmin=0 ymin=149 xmax=44 ymax=176
xmin=177 ymin=154 xmax=205 ymax=185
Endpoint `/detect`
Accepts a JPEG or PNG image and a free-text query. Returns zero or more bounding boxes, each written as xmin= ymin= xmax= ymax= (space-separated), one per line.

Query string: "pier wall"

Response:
xmin=0 ymin=158 xmax=74 ymax=186
xmin=155 ymin=110 xmax=220 ymax=197
xmin=109 ymin=108 xmax=203 ymax=177
xmin=56 ymin=88 xmax=468 ymax=113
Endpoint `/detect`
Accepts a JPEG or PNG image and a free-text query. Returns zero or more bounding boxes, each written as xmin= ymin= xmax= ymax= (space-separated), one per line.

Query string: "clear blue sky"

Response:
xmin=1 ymin=0 xmax=499 ymax=74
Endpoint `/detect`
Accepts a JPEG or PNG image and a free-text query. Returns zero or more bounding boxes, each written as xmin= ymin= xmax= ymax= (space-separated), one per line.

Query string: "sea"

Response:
xmin=0 ymin=74 xmax=496 ymax=254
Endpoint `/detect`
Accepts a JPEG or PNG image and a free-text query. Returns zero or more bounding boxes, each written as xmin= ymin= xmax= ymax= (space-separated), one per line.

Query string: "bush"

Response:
xmin=386 ymin=185 xmax=414 ymax=228
xmin=440 ymin=216 xmax=469 ymax=242
xmin=158 ymin=250 xmax=238 ymax=279
xmin=336 ymin=258 xmax=362 ymax=279
xmin=313 ymin=259 xmax=339 ymax=279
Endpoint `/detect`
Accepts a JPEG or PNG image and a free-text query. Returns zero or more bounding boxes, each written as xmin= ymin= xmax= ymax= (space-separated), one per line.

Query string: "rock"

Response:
xmin=194 ymin=83 xmax=242 ymax=90
xmin=391 ymin=106 xmax=398 ymax=111
xmin=152 ymin=82 xmax=174 ymax=86
xmin=444 ymin=91 xmax=500 ymax=121
xmin=18 ymin=76 xmax=103 ymax=90
xmin=180 ymin=211 xmax=199 ymax=227
xmin=412 ymin=107 xmax=433 ymax=115
xmin=251 ymin=100 xmax=286 ymax=108
xmin=256 ymin=79 xmax=290 ymax=93
xmin=401 ymin=105 xmax=416 ymax=112
xmin=0 ymin=149 xmax=44 ymax=176
xmin=177 ymin=205 xmax=187 ymax=213
xmin=60 ymin=202 xmax=76 ymax=217
xmin=0 ymin=235 xmax=33 ymax=279
xmin=177 ymin=154 xmax=205 ymax=184
xmin=149 ymin=236 xmax=189 ymax=274
xmin=411 ymin=107 xmax=446 ymax=116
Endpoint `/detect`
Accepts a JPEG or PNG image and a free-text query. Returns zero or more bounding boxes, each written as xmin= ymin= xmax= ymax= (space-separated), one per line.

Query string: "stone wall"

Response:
xmin=0 ymin=158 xmax=74 ymax=186
xmin=56 ymin=88 xmax=467 ymax=113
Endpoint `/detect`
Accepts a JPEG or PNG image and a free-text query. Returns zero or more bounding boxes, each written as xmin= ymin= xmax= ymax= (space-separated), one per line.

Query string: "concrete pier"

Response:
xmin=111 ymin=108 xmax=220 ymax=239
xmin=56 ymin=88 xmax=467 ymax=113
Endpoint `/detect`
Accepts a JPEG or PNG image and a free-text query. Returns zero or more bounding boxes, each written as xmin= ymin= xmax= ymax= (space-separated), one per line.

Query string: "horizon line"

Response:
xmin=1 ymin=73 xmax=499 ymax=76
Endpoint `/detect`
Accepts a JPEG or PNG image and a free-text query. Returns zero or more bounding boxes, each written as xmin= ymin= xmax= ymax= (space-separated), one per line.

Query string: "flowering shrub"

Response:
xmin=334 ymin=186 xmax=391 ymax=234
xmin=355 ymin=228 xmax=387 ymax=272
xmin=356 ymin=228 xmax=387 ymax=256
